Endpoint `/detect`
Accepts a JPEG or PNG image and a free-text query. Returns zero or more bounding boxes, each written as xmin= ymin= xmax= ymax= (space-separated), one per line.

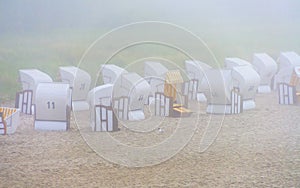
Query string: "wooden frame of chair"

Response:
xmin=182 ymin=79 xmax=199 ymax=101
xmin=154 ymin=92 xmax=174 ymax=117
xmin=0 ymin=112 xmax=7 ymax=135
xmin=278 ymin=83 xmax=296 ymax=105
xmin=112 ymin=96 xmax=130 ymax=120
xmin=231 ymin=87 xmax=243 ymax=114
xmin=94 ymin=104 xmax=118 ymax=132
xmin=15 ymin=90 xmax=33 ymax=115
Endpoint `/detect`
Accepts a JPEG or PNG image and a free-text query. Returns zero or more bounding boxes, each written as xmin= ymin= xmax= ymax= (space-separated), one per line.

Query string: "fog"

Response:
xmin=0 ymin=0 xmax=300 ymax=99
xmin=0 ymin=0 xmax=299 ymax=33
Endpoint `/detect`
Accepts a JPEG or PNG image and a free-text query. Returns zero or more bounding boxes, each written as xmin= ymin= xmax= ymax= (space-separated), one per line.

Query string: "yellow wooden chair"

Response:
xmin=0 ymin=107 xmax=17 ymax=135
xmin=163 ymin=70 xmax=192 ymax=117
xmin=290 ymin=67 xmax=300 ymax=103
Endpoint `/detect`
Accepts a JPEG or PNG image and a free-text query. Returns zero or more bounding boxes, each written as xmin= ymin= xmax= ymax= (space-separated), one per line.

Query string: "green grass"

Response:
xmin=1 ymin=24 xmax=300 ymax=102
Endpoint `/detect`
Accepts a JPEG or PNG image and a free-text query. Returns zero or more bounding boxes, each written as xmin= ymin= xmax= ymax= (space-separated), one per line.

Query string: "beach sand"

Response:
xmin=0 ymin=92 xmax=299 ymax=187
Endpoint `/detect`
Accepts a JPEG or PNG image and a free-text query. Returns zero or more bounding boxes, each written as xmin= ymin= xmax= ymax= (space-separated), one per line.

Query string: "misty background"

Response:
xmin=1 ymin=0 xmax=299 ymax=33
xmin=0 ymin=0 xmax=300 ymax=100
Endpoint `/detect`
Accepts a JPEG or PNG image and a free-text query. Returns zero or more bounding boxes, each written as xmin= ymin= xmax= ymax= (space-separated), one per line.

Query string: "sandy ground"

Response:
xmin=0 ymin=92 xmax=300 ymax=187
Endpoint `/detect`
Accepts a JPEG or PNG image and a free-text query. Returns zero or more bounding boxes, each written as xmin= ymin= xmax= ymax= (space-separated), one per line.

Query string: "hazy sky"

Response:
xmin=0 ymin=0 xmax=299 ymax=34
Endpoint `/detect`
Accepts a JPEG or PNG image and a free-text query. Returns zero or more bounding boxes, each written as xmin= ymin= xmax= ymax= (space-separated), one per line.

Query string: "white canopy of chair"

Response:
xmin=114 ymin=72 xmax=151 ymax=111
xmin=202 ymin=64 xmax=260 ymax=113
xmin=101 ymin=64 xmax=128 ymax=84
xmin=18 ymin=69 xmax=53 ymax=105
xmin=231 ymin=66 xmax=261 ymax=109
xmin=224 ymin=58 xmax=260 ymax=109
xmin=87 ymin=84 xmax=113 ymax=107
xmin=252 ymin=53 xmax=278 ymax=93
xmin=225 ymin=57 xmax=253 ymax=69
xmin=59 ymin=66 xmax=91 ymax=111
xmin=34 ymin=82 xmax=71 ymax=131
xmin=144 ymin=61 xmax=168 ymax=94
xmin=87 ymin=84 xmax=115 ymax=131
xmin=274 ymin=51 xmax=300 ymax=88
xmin=184 ymin=60 xmax=212 ymax=101
xmin=202 ymin=69 xmax=233 ymax=114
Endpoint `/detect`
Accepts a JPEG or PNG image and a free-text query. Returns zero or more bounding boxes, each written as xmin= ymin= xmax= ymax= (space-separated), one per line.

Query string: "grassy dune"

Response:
xmin=0 ymin=23 xmax=299 ymax=101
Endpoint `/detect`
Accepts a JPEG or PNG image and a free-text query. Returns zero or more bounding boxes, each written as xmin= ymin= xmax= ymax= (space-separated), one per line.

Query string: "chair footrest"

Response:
xmin=173 ymin=104 xmax=183 ymax=108
xmin=172 ymin=107 xmax=192 ymax=117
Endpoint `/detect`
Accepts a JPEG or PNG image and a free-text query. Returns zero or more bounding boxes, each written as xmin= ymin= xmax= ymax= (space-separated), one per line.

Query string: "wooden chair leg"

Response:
xmin=0 ymin=112 xmax=6 ymax=135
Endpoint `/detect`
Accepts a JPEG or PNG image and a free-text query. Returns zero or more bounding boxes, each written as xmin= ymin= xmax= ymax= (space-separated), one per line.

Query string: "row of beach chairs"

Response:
xmin=1 ymin=51 xmax=300 ymax=134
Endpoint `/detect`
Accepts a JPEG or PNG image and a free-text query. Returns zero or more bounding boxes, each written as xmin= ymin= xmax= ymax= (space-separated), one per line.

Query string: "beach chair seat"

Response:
xmin=173 ymin=103 xmax=183 ymax=108
xmin=172 ymin=106 xmax=192 ymax=117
